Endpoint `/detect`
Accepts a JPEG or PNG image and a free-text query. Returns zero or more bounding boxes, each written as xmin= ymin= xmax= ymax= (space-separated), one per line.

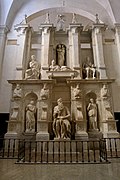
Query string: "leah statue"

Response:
xmin=53 ymin=98 xmax=71 ymax=139
xmin=26 ymin=100 xmax=36 ymax=132
xmin=87 ymin=98 xmax=98 ymax=130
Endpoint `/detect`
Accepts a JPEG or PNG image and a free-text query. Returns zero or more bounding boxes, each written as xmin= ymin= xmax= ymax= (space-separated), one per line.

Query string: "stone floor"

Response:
xmin=0 ymin=159 xmax=120 ymax=180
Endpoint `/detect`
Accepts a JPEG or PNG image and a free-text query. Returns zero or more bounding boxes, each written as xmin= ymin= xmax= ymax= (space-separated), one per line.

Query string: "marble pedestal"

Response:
xmin=22 ymin=132 xmax=36 ymax=141
xmin=36 ymin=132 xmax=49 ymax=141
xmin=88 ymin=130 xmax=103 ymax=140
xmin=102 ymin=121 xmax=119 ymax=138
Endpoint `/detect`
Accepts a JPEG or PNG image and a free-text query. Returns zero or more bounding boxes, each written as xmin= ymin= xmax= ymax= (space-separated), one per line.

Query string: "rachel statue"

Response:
xmin=26 ymin=100 xmax=36 ymax=132
xmin=87 ymin=98 xmax=98 ymax=131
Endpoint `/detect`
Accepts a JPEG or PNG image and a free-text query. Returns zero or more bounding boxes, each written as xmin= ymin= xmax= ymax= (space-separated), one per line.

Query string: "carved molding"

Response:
xmin=0 ymin=25 xmax=9 ymax=35
xmin=14 ymin=24 xmax=31 ymax=35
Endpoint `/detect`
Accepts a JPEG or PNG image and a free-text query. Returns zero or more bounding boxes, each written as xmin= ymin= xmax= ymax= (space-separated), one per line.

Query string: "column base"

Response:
xmin=4 ymin=132 xmax=21 ymax=139
xmin=88 ymin=130 xmax=103 ymax=140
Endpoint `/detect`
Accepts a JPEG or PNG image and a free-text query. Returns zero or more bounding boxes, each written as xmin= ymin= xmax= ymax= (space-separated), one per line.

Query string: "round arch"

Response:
xmin=4 ymin=0 xmax=115 ymax=28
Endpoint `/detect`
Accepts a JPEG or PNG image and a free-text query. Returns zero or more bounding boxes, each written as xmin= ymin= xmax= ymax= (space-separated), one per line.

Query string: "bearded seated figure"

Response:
xmin=53 ymin=98 xmax=71 ymax=139
xmin=25 ymin=55 xmax=40 ymax=79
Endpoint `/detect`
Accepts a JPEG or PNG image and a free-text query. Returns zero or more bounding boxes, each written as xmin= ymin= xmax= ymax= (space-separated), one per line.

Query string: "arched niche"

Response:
xmin=24 ymin=92 xmax=38 ymax=132
xmin=56 ymin=44 xmax=66 ymax=67
xmin=24 ymin=92 xmax=38 ymax=103
xmin=85 ymin=91 xmax=97 ymax=104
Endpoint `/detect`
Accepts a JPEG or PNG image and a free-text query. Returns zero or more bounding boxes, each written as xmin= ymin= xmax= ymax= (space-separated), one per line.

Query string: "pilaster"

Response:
xmin=14 ymin=24 xmax=32 ymax=79
xmin=115 ymin=23 xmax=120 ymax=84
xmin=0 ymin=25 xmax=9 ymax=83
xmin=68 ymin=24 xmax=83 ymax=78
xmin=39 ymin=24 xmax=54 ymax=79
xmin=92 ymin=24 xmax=107 ymax=79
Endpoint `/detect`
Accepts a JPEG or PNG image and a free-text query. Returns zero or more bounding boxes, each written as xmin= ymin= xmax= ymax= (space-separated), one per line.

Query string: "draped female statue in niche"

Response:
xmin=87 ymin=98 xmax=98 ymax=131
xmin=56 ymin=44 xmax=66 ymax=67
xmin=25 ymin=100 xmax=36 ymax=132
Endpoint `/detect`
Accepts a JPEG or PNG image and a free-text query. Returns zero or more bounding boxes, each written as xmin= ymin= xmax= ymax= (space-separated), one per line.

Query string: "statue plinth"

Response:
xmin=22 ymin=132 xmax=36 ymax=141
xmin=54 ymin=138 xmax=70 ymax=141
xmin=46 ymin=70 xmax=78 ymax=79
xmin=88 ymin=130 xmax=103 ymax=140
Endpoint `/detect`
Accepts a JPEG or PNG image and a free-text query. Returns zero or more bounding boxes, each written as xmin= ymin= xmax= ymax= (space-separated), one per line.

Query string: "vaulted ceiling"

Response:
xmin=1 ymin=0 xmax=120 ymax=28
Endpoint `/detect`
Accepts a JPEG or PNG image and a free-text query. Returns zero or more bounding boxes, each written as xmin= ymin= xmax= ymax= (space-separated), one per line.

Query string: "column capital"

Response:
xmin=114 ymin=23 xmax=120 ymax=34
xmin=69 ymin=24 xmax=83 ymax=33
xmin=0 ymin=25 xmax=9 ymax=35
xmin=114 ymin=23 xmax=120 ymax=28
xmin=39 ymin=24 xmax=54 ymax=33
xmin=14 ymin=23 xmax=31 ymax=35
xmin=92 ymin=23 xmax=107 ymax=33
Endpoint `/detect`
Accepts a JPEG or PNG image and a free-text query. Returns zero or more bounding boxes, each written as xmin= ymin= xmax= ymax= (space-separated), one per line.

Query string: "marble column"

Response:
xmin=39 ymin=24 xmax=54 ymax=79
xmin=92 ymin=24 xmax=107 ymax=79
xmin=0 ymin=25 xmax=9 ymax=83
xmin=115 ymin=23 xmax=120 ymax=84
xmin=14 ymin=24 xmax=32 ymax=79
xmin=68 ymin=24 xmax=83 ymax=78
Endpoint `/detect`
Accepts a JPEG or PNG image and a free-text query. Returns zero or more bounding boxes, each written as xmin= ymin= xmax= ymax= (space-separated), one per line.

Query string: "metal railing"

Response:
xmin=1 ymin=137 xmax=120 ymax=164
xmin=104 ymin=138 xmax=120 ymax=158
xmin=0 ymin=138 xmax=18 ymax=159
xmin=17 ymin=139 xmax=108 ymax=164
